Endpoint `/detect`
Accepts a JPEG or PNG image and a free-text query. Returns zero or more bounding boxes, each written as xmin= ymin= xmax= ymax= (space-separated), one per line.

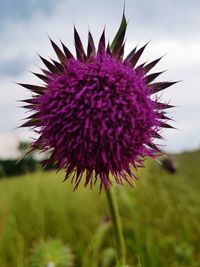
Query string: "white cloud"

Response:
xmin=0 ymin=0 xmax=200 ymax=156
xmin=0 ymin=133 xmax=20 ymax=159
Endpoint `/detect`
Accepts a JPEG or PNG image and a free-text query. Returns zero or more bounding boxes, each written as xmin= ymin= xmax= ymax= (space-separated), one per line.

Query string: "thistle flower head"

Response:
xmin=20 ymin=14 xmax=176 ymax=191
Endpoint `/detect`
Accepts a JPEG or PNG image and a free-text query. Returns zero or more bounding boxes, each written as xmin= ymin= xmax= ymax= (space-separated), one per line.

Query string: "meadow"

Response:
xmin=0 ymin=150 xmax=199 ymax=267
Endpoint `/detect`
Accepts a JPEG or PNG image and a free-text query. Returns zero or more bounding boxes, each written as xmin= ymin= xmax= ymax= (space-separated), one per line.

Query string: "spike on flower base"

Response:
xmin=19 ymin=13 xmax=176 ymax=191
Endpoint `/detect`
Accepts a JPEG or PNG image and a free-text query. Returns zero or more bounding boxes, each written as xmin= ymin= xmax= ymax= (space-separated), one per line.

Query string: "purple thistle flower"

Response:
xmin=19 ymin=14 xmax=176 ymax=191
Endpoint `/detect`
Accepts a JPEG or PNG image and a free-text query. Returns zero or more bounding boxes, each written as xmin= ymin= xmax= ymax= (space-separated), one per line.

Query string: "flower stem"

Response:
xmin=106 ymin=188 xmax=126 ymax=266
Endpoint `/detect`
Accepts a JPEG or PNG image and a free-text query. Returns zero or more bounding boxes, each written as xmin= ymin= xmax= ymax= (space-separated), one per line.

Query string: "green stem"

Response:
xmin=106 ymin=188 xmax=126 ymax=266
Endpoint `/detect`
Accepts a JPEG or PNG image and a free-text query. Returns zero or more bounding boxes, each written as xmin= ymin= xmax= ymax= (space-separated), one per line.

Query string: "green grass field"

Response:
xmin=0 ymin=150 xmax=200 ymax=267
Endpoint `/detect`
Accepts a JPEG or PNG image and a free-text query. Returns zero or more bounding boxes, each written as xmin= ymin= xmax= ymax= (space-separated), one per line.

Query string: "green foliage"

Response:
xmin=0 ymin=150 xmax=200 ymax=267
xmin=0 ymin=215 xmax=24 ymax=267
xmin=0 ymin=159 xmax=39 ymax=178
xmin=30 ymin=239 xmax=74 ymax=267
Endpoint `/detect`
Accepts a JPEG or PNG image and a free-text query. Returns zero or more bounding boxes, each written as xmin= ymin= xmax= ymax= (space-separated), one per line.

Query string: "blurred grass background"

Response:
xmin=0 ymin=150 xmax=199 ymax=267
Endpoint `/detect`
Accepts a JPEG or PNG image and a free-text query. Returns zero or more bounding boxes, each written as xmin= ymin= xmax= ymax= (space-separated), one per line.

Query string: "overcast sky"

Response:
xmin=0 ymin=0 xmax=200 ymax=158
